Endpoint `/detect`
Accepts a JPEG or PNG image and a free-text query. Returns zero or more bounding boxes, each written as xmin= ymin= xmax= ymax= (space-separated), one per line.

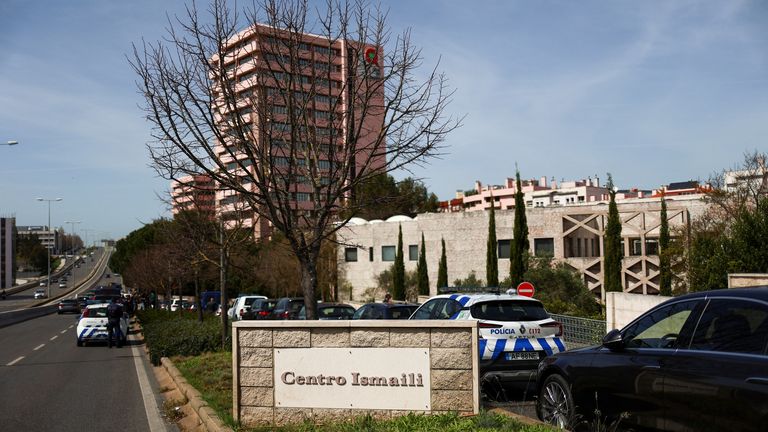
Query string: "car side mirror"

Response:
xmin=602 ymin=329 xmax=625 ymax=350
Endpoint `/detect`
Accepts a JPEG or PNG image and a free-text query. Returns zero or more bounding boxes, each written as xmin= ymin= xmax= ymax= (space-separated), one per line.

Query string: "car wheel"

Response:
xmin=537 ymin=373 xmax=574 ymax=429
xmin=76 ymin=339 xmax=83 ymax=347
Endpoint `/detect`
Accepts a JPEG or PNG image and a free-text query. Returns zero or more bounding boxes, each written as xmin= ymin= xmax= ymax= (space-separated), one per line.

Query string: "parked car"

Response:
xmin=34 ymin=289 xmax=47 ymax=299
xmin=298 ymin=303 xmax=356 ymax=320
xmin=58 ymin=281 xmax=67 ymax=288
xmin=58 ymin=299 xmax=81 ymax=314
xmin=76 ymin=303 xmax=128 ymax=347
xmin=229 ymin=295 xmax=268 ymax=321
xmin=170 ymin=298 xmax=182 ymax=312
xmin=410 ymin=289 xmax=564 ymax=386
xmin=39 ymin=280 xmax=47 ymax=287
xmin=352 ymin=302 xmax=420 ymax=320
xmin=536 ymin=287 xmax=768 ymax=432
xmin=241 ymin=298 xmax=278 ymax=320
xmin=271 ymin=297 xmax=305 ymax=320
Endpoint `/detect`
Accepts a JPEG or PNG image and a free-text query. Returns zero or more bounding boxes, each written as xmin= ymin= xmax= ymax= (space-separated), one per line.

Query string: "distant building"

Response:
xmin=1 ymin=217 xmax=15 ymax=289
xmin=459 ymin=176 xmax=609 ymax=212
xmin=654 ymin=180 xmax=712 ymax=197
xmin=724 ymin=157 xmax=768 ymax=196
xmin=17 ymin=225 xmax=60 ymax=254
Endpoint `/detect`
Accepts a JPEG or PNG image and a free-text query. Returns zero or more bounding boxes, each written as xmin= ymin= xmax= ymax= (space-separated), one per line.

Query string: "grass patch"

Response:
xmin=174 ymin=351 xmax=555 ymax=432
xmin=174 ymin=351 xmax=235 ymax=425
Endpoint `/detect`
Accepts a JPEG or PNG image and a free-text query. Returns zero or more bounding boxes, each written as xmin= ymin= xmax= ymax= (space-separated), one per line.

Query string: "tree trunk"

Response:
xmin=300 ymin=253 xmax=319 ymax=320
xmin=220 ymin=229 xmax=229 ymax=347
xmin=195 ymin=269 xmax=203 ymax=323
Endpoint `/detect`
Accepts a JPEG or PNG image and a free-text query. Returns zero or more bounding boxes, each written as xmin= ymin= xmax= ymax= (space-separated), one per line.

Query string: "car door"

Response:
xmin=585 ymin=299 xmax=701 ymax=431
xmin=662 ymin=298 xmax=768 ymax=432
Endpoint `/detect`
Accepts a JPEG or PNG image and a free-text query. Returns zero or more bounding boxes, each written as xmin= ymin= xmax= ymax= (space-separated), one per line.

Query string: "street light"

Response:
xmin=66 ymin=220 xmax=82 ymax=289
xmin=2 ymin=140 xmax=19 ymax=146
xmin=37 ymin=197 xmax=63 ymax=298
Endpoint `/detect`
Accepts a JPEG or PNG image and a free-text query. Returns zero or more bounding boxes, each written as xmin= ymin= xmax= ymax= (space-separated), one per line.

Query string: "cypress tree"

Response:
xmin=486 ymin=197 xmax=499 ymax=287
xmin=510 ymin=169 xmax=529 ymax=287
xmin=658 ymin=193 xmax=672 ymax=296
xmin=393 ymin=224 xmax=405 ymax=300
xmin=417 ymin=232 xmax=430 ymax=295
xmin=437 ymin=237 xmax=448 ymax=289
xmin=603 ymin=174 xmax=623 ymax=292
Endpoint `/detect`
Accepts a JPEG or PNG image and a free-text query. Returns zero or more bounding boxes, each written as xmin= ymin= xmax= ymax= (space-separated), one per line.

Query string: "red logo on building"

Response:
xmin=364 ymin=47 xmax=378 ymax=66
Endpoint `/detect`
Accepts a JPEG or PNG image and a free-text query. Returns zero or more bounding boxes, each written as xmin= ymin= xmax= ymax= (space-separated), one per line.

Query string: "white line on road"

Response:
xmin=68 ymin=325 xmax=74 ymax=329
xmin=60 ymin=330 xmax=67 ymax=334
xmin=33 ymin=344 xmax=45 ymax=351
xmin=6 ymin=356 xmax=24 ymax=366
xmin=50 ymin=335 xmax=58 ymax=341
xmin=131 ymin=336 xmax=168 ymax=432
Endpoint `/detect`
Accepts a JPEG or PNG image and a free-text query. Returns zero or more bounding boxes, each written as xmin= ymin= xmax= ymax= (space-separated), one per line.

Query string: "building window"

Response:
xmin=344 ymin=248 xmax=358 ymax=262
xmin=645 ymin=238 xmax=659 ymax=256
xmin=408 ymin=245 xmax=418 ymax=261
xmin=534 ymin=238 xmax=554 ymax=257
xmin=497 ymin=239 xmax=511 ymax=259
xmin=630 ymin=238 xmax=643 ymax=256
xmin=381 ymin=246 xmax=395 ymax=262
xmin=369 ymin=247 xmax=373 ymax=262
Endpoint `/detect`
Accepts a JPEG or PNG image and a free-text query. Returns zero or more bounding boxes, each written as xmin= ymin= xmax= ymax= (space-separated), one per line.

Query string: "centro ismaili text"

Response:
xmin=280 ymin=371 xmax=425 ymax=387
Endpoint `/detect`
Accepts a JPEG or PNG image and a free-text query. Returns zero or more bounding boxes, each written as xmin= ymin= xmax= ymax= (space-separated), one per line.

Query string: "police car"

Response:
xmin=410 ymin=288 xmax=565 ymax=384
xmin=76 ymin=303 xmax=128 ymax=347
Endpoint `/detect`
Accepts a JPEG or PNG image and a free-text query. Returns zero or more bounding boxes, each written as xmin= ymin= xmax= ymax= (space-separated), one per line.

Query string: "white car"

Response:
xmin=34 ymin=289 xmax=47 ymax=299
xmin=76 ymin=303 xmax=128 ymax=346
xmin=410 ymin=289 xmax=565 ymax=385
xmin=229 ymin=295 xmax=267 ymax=321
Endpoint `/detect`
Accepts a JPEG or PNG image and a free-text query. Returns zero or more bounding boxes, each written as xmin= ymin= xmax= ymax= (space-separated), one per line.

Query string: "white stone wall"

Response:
xmin=338 ymin=199 xmax=710 ymax=301
xmin=605 ymin=292 xmax=670 ymax=330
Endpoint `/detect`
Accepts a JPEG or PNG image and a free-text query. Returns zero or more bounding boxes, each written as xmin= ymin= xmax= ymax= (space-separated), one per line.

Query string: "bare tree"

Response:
xmin=707 ymin=150 xmax=768 ymax=217
xmin=130 ymin=0 xmax=459 ymax=318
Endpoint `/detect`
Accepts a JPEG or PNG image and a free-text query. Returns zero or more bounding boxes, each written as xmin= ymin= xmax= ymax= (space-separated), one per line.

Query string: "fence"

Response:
xmin=550 ymin=313 xmax=606 ymax=349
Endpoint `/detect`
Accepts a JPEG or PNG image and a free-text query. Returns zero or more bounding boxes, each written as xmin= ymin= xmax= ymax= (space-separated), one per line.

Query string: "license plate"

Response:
xmin=505 ymin=351 xmax=539 ymax=361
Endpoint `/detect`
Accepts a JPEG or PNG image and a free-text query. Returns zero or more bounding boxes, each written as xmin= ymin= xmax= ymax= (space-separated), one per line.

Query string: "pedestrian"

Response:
xmin=106 ymin=297 xmax=124 ymax=348
xmin=1 ymin=289 xmax=6 ymax=300
xmin=205 ymin=297 xmax=217 ymax=314
xmin=383 ymin=292 xmax=393 ymax=304
xmin=149 ymin=291 xmax=157 ymax=309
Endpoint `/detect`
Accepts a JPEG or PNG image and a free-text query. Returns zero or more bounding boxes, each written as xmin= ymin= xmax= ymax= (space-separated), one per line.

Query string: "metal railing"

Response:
xmin=550 ymin=313 xmax=606 ymax=349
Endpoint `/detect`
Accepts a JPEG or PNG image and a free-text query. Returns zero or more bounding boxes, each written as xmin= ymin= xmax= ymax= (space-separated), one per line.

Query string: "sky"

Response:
xmin=1 ymin=0 xmax=766 ymax=239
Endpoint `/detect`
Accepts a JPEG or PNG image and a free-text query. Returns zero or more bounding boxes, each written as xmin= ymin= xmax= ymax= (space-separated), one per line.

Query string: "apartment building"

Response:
xmin=199 ymin=24 xmax=385 ymax=238
xmin=171 ymin=174 xmax=216 ymax=216
xmin=338 ymin=195 xmax=710 ymax=302
xmin=1 ymin=217 xmax=15 ymax=289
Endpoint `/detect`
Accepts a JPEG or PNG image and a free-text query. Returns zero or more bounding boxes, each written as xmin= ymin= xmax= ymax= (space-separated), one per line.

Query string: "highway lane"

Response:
xmin=0 ymin=312 xmax=171 ymax=431
xmin=0 ymin=248 xmax=107 ymax=313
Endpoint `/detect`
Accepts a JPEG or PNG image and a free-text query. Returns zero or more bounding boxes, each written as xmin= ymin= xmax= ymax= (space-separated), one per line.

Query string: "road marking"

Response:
xmin=60 ymin=330 xmax=67 ymax=334
xmin=6 ymin=356 xmax=24 ymax=366
xmin=33 ymin=344 xmax=45 ymax=351
xmin=68 ymin=324 xmax=74 ymax=329
xmin=131 ymin=336 xmax=168 ymax=432
xmin=50 ymin=335 xmax=58 ymax=341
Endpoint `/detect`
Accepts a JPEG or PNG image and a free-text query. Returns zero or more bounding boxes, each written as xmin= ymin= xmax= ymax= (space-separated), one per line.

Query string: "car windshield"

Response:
xmin=471 ymin=300 xmax=549 ymax=321
xmin=83 ymin=307 xmax=108 ymax=318
xmin=319 ymin=306 xmax=355 ymax=319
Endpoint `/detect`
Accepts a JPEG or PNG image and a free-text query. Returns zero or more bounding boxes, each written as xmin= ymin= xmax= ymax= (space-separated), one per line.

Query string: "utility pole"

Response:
xmin=66 ymin=221 xmax=82 ymax=288
xmin=37 ymin=198 xmax=62 ymax=298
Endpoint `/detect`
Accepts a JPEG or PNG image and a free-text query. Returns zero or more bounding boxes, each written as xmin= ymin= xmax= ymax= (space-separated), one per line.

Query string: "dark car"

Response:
xmin=352 ymin=302 xmax=420 ymax=320
xmin=536 ymin=287 xmax=768 ymax=432
xmin=57 ymin=299 xmax=81 ymax=314
xmin=299 ymin=303 xmax=356 ymax=320
xmin=241 ymin=299 xmax=278 ymax=320
xmin=271 ymin=297 xmax=305 ymax=320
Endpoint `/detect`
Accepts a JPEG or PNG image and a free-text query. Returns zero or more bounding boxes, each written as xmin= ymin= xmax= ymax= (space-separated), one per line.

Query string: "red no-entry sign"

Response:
xmin=517 ymin=281 xmax=535 ymax=298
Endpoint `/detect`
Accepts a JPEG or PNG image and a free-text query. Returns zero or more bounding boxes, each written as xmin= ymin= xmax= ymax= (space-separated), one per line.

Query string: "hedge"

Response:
xmin=137 ymin=309 xmax=230 ymax=365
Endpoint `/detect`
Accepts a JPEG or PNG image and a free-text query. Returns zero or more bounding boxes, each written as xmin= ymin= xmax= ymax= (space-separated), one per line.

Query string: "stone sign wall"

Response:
xmin=233 ymin=320 xmax=479 ymax=427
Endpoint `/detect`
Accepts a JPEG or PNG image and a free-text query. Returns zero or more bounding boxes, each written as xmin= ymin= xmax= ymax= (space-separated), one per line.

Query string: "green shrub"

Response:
xmin=137 ymin=310 xmax=229 ymax=365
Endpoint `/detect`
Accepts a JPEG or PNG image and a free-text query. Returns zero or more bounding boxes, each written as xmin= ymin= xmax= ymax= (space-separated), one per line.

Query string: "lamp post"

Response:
xmin=66 ymin=220 xmax=82 ymax=289
xmin=37 ymin=198 xmax=62 ymax=298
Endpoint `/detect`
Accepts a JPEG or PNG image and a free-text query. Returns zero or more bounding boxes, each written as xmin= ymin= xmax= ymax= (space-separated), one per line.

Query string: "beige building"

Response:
xmin=337 ymin=196 xmax=709 ymax=301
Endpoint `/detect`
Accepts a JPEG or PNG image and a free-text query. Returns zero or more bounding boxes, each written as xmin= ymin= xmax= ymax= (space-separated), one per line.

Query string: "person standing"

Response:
xmin=106 ymin=298 xmax=124 ymax=348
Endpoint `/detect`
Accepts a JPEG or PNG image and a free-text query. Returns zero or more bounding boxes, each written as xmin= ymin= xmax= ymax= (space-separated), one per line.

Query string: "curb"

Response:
xmin=488 ymin=407 xmax=550 ymax=427
xmin=160 ymin=357 xmax=234 ymax=432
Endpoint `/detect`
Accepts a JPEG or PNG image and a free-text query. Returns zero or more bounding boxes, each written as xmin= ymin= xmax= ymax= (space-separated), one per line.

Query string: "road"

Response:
xmin=0 ymin=248 xmax=106 ymax=313
xmin=0 ymin=256 xmax=172 ymax=431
